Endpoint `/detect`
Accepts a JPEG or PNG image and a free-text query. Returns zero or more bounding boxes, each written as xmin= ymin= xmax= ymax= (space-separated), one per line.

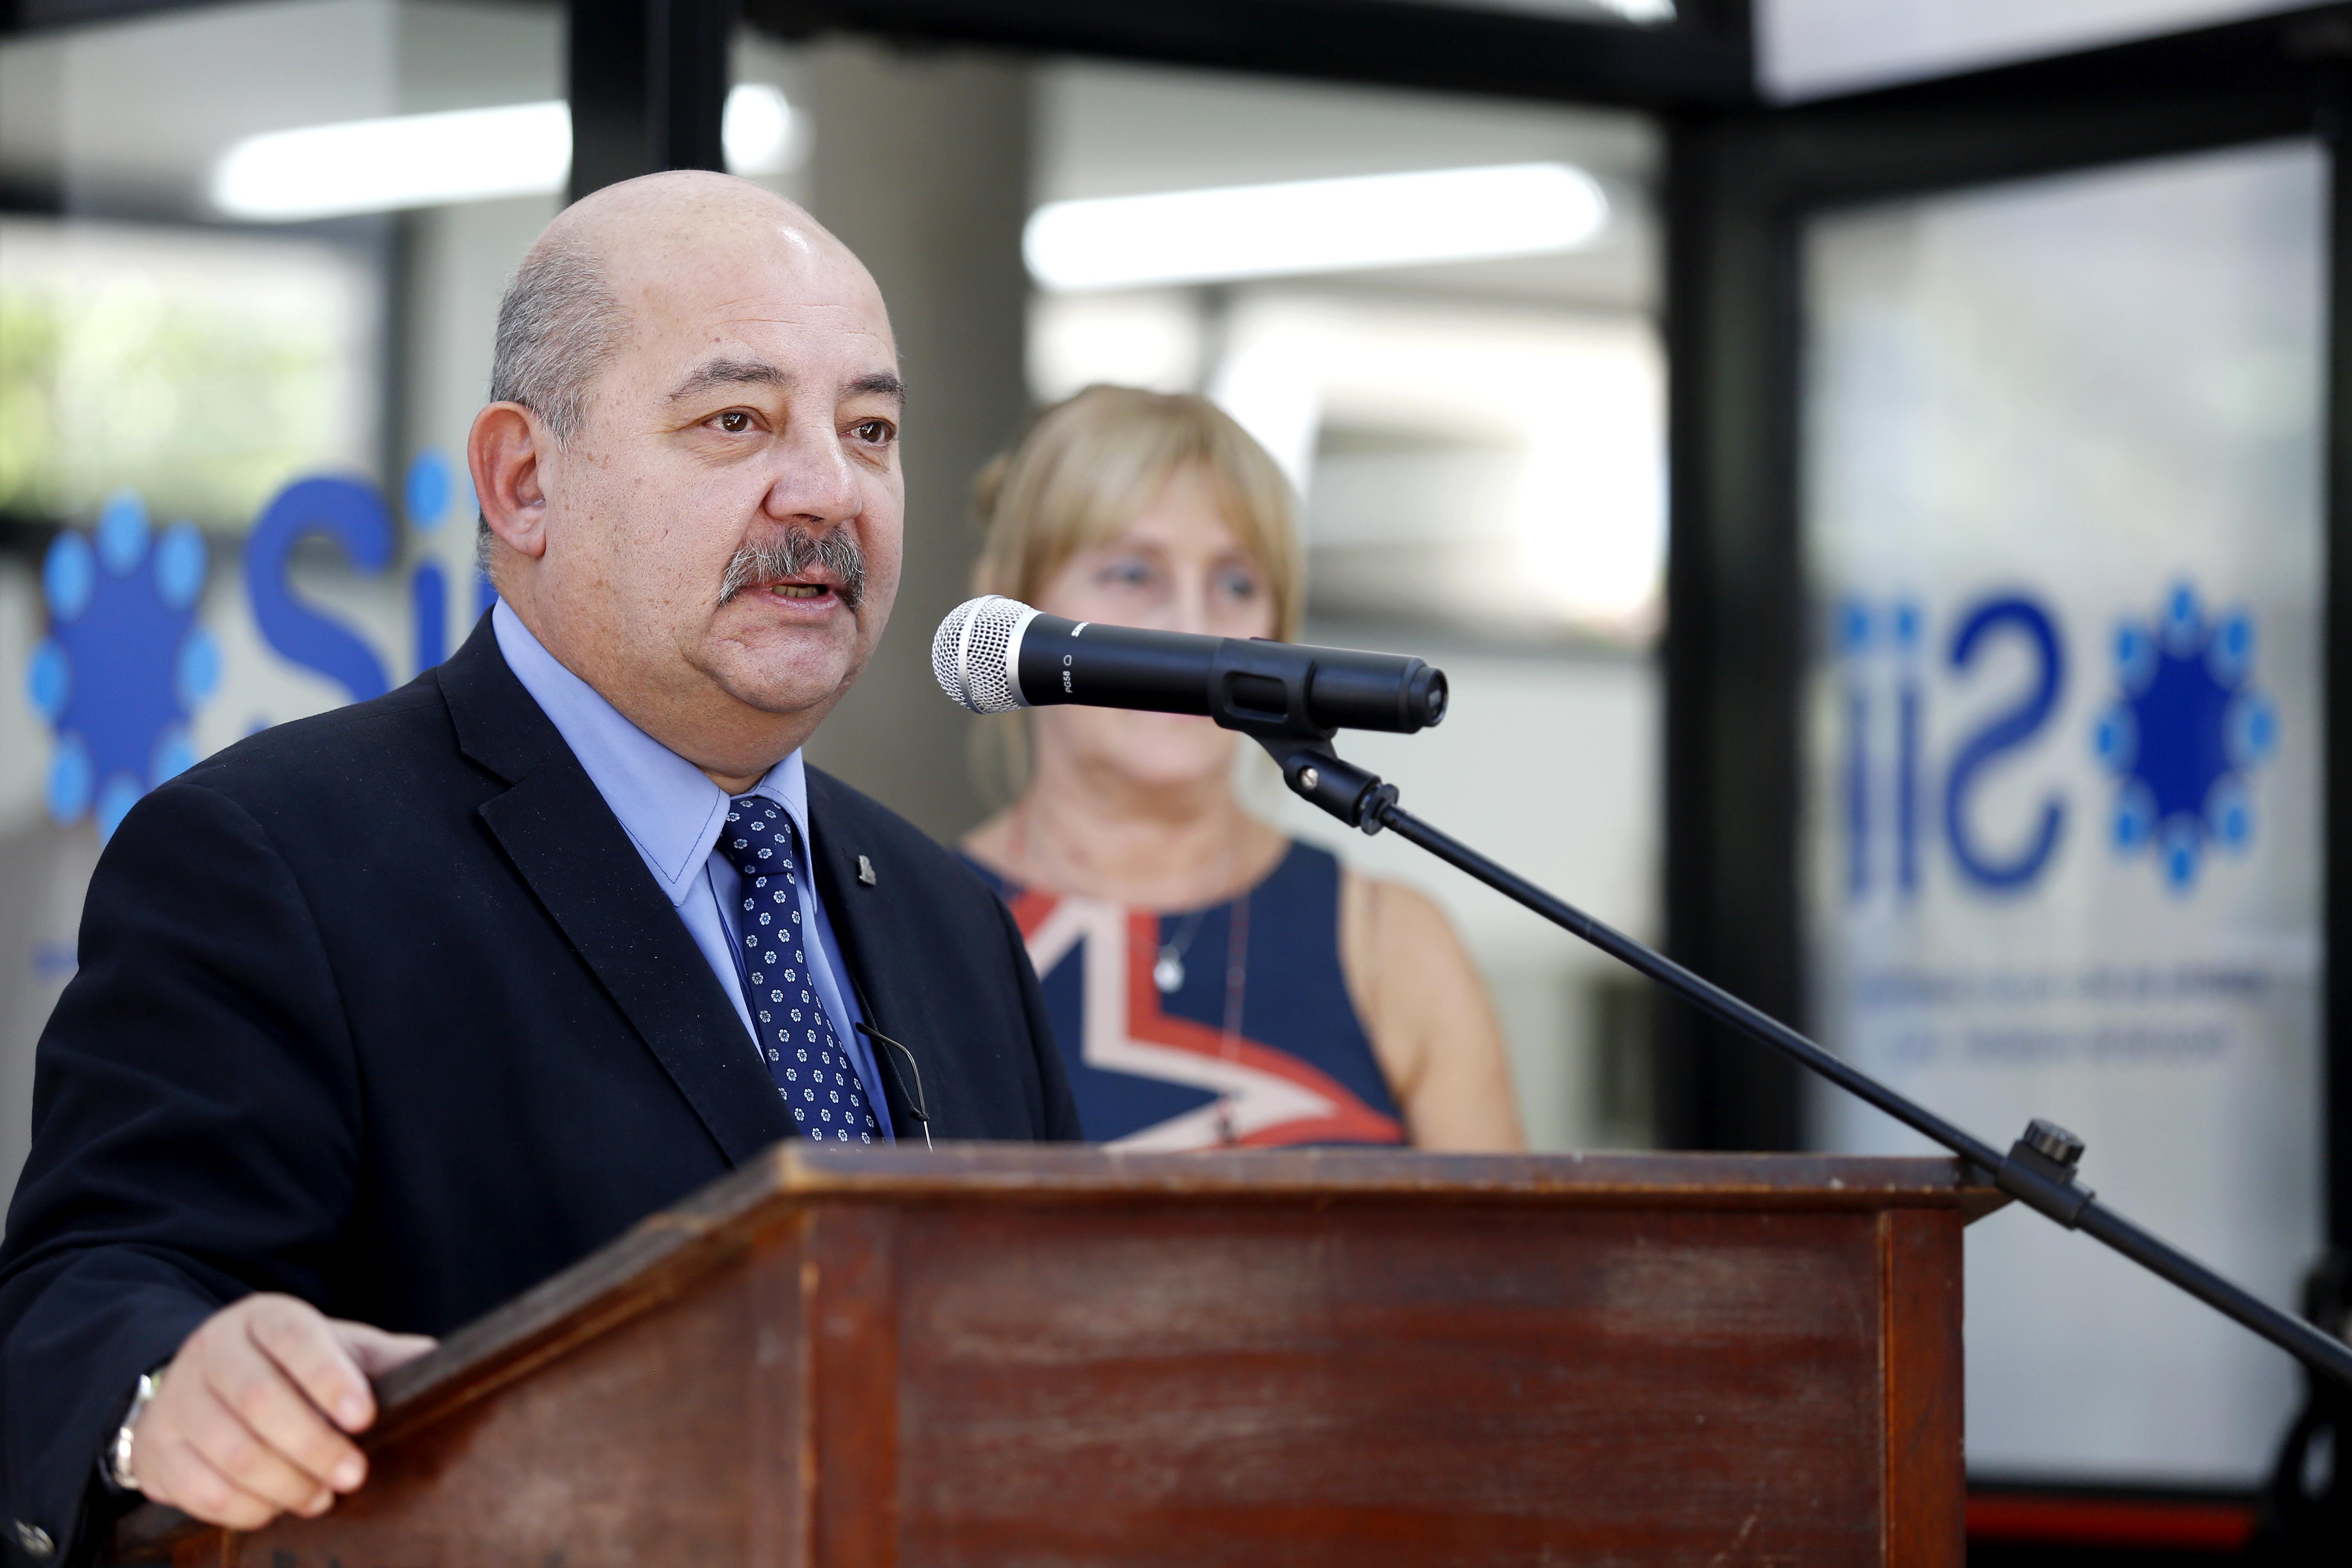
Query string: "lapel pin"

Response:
xmin=857 ymin=854 xmax=877 ymax=886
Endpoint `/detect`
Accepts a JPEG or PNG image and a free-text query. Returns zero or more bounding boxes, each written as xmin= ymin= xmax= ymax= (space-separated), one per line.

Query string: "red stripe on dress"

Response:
xmin=1119 ymin=909 xmax=1405 ymax=1147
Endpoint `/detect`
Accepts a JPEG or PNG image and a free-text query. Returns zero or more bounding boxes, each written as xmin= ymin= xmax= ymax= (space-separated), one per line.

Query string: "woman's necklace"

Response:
xmin=1012 ymin=793 xmax=1246 ymax=982
xmin=1157 ymin=809 xmax=1245 ymax=993
xmin=1211 ymin=890 xmax=1251 ymax=1145
xmin=1006 ymin=791 xmax=1256 ymax=1145
xmin=1153 ymin=906 xmax=1210 ymax=994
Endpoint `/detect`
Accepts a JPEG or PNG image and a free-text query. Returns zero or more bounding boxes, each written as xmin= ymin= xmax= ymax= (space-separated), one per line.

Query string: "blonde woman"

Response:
xmin=961 ymin=386 xmax=1523 ymax=1151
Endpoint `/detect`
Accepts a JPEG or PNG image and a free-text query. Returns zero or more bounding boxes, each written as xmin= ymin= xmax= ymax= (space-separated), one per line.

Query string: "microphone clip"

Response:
xmin=1256 ymin=732 xmax=1399 ymax=838
xmin=1206 ymin=638 xmax=1398 ymax=835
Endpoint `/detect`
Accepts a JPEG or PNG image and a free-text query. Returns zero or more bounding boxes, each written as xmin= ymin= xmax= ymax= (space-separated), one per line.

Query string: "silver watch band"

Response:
xmin=107 ymin=1370 xmax=163 ymax=1494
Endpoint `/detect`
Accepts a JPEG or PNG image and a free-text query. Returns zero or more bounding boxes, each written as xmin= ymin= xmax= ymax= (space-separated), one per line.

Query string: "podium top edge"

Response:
xmin=749 ymin=1144 xmax=1993 ymax=1206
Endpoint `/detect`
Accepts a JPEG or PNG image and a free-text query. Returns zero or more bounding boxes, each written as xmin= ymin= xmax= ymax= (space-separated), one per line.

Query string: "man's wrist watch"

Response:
xmin=106 ymin=1370 xmax=163 ymax=1494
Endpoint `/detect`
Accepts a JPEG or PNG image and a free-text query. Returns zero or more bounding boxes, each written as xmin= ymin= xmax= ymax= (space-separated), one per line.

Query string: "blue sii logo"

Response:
xmin=22 ymin=453 xmax=487 ymax=857
xmin=29 ymin=492 xmax=221 ymax=842
xmin=2093 ymin=583 xmax=2276 ymax=895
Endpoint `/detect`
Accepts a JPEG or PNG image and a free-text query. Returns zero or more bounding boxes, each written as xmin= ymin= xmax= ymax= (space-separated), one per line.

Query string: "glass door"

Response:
xmin=1798 ymin=140 xmax=2329 ymax=1483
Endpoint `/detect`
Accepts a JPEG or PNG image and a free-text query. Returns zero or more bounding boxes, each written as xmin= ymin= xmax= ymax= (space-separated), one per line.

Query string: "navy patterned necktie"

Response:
xmin=719 ymin=796 xmax=878 ymax=1145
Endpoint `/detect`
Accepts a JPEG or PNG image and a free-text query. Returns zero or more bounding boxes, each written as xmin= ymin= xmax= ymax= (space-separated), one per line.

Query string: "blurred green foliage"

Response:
xmin=0 ymin=220 xmax=371 ymax=530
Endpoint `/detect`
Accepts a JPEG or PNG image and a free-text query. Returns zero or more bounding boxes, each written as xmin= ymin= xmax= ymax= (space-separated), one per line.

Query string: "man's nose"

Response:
xmin=760 ymin=416 xmax=865 ymax=525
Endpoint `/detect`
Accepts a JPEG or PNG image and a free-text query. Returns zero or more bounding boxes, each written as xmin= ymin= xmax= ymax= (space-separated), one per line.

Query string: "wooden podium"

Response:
xmin=112 ymin=1146 xmax=1998 ymax=1566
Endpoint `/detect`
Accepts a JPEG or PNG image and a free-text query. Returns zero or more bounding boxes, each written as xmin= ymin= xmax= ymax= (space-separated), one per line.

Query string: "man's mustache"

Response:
xmin=719 ymin=527 xmax=866 ymax=611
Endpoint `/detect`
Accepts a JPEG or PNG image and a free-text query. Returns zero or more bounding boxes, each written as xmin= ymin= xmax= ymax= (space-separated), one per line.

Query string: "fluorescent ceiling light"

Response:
xmin=213 ymin=87 xmax=798 ymax=222
xmin=1429 ymin=0 xmax=1674 ymax=17
xmin=722 ymin=84 xmax=797 ymax=175
xmin=1024 ymin=163 xmax=1610 ymax=293
xmin=214 ymin=102 xmax=572 ymax=220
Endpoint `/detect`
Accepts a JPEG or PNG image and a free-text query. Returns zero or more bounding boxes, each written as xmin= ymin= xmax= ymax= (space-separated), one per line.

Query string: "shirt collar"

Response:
xmin=492 ymin=600 xmax=811 ymax=908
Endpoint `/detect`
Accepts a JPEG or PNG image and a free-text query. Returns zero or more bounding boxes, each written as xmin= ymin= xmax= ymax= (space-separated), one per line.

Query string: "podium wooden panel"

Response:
xmin=112 ymin=1147 xmax=1998 ymax=1567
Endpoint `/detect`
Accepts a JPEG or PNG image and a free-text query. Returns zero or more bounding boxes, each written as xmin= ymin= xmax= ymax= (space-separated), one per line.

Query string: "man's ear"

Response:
xmin=469 ymin=403 xmax=551 ymax=561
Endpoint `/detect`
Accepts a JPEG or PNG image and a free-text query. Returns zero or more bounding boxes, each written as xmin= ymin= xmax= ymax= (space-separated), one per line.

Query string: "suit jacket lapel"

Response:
xmin=439 ymin=615 xmax=795 ymax=1166
xmin=802 ymin=769 xmax=969 ymax=1139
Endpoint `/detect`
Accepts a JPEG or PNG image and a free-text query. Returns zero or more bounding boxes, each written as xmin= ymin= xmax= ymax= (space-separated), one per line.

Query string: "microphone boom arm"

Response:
xmin=1250 ymin=729 xmax=2352 ymax=1390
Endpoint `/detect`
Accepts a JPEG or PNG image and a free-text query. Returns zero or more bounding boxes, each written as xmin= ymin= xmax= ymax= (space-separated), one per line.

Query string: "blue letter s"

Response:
xmin=244 ymin=477 xmax=393 ymax=703
xmin=1944 ymin=595 xmax=2066 ymax=891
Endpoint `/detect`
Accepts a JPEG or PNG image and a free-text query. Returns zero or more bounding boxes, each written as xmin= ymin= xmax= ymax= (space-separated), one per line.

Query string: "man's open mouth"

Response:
xmin=720 ymin=527 xmax=866 ymax=611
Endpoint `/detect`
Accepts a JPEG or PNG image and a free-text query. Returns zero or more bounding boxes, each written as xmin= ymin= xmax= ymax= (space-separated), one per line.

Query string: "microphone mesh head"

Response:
xmin=931 ymin=595 xmax=1030 ymax=714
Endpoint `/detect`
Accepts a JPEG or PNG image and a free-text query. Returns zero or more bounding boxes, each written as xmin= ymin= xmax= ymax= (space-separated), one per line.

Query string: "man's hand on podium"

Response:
xmin=123 ymin=1294 xmax=435 ymax=1530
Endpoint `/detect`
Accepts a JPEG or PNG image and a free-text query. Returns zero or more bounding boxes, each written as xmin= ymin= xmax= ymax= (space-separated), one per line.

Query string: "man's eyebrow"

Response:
xmin=848 ymin=371 xmax=906 ymax=408
xmin=667 ymin=358 xmax=789 ymax=403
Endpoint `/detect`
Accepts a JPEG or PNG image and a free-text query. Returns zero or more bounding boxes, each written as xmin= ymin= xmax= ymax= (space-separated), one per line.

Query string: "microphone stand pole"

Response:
xmin=1256 ymin=734 xmax=2352 ymax=1389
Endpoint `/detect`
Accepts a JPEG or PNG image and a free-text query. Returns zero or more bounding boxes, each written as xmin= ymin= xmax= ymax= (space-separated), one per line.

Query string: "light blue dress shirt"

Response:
xmin=491 ymin=602 xmax=892 ymax=1138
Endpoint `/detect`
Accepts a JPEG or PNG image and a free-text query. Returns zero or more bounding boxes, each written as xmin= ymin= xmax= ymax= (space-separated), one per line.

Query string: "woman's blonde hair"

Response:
xmin=965 ymin=386 xmax=1304 ymax=804
xmin=971 ymin=385 xmax=1303 ymax=641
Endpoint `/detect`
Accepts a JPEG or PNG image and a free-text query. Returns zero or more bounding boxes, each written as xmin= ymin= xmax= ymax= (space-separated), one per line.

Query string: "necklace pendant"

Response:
xmin=1153 ymin=947 xmax=1185 ymax=993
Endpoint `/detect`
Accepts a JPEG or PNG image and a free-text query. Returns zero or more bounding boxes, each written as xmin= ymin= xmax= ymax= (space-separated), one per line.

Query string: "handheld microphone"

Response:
xmin=931 ymin=595 xmax=1447 ymax=739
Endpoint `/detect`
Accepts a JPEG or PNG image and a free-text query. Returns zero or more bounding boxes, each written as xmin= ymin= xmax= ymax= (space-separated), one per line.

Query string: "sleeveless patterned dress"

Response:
xmin=972 ymin=841 xmax=1408 ymax=1149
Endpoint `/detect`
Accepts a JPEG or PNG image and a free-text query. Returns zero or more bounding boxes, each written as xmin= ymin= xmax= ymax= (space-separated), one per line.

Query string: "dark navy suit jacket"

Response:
xmin=0 ymin=615 xmax=1079 ymax=1561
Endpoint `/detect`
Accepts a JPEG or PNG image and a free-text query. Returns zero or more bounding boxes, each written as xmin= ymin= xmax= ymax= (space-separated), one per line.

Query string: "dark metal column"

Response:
xmin=569 ymin=0 xmax=738 ymax=201
xmin=794 ymin=41 xmax=1034 ymax=842
xmin=2323 ymin=46 xmax=2352 ymax=1257
xmin=1656 ymin=109 xmax=1805 ymax=1153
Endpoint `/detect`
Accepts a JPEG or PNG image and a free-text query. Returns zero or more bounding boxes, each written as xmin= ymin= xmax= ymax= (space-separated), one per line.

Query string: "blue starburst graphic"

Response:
xmin=2092 ymin=582 xmax=2274 ymax=895
xmin=29 ymin=492 xmax=220 ymax=842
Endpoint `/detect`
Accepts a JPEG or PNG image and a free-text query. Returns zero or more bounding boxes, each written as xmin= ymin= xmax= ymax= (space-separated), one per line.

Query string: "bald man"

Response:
xmin=0 ymin=173 xmax=1079 ymax=1555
